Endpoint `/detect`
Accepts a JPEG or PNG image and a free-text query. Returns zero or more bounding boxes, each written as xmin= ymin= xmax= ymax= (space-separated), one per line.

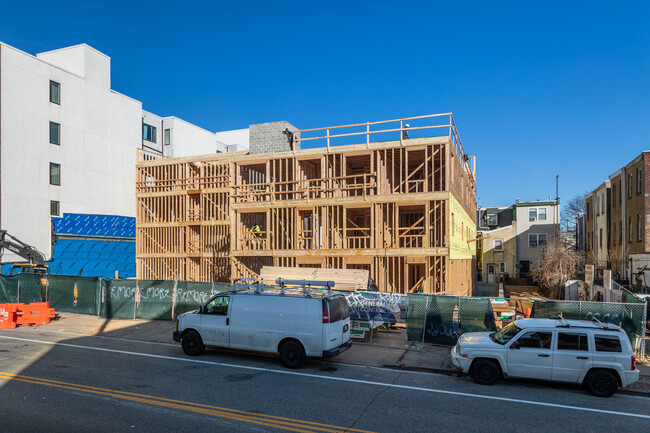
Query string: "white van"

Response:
xmin=173 ymin=287 xmax=352 ymax=368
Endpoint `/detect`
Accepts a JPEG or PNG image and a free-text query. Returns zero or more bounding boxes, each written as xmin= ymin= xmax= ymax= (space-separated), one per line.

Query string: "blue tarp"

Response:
xmin=48 ymin=239 xmax=136 ymax=279
xmin=52 ymin=213 xmax=135 ymax=238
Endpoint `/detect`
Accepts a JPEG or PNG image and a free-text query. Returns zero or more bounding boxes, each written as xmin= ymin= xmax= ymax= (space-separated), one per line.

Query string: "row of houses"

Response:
xmin=581 ymin=152 xmax=650 ymax=287
xmin=476 ymin=199 xmax=560 ymax=282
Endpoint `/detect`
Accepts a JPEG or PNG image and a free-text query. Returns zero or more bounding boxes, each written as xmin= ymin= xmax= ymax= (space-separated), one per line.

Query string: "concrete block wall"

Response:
xmin=249 ymin=121 xmax=300 ymax=154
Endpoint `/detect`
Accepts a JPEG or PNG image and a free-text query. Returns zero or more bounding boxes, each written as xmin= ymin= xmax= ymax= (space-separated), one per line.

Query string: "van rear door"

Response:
xmin=322 ymin=296 xmax=351 ymax=351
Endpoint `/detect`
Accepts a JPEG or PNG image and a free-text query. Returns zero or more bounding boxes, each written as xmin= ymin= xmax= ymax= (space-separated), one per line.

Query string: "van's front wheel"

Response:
xmin=279 ymin=341 xmax=305 ymax=369
xmin=182 ymin=330 xmax=205 ymax=356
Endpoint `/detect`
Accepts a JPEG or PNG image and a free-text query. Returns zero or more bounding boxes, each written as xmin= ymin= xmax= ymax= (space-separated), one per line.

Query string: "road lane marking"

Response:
xmin=1 ymin=335 xmax=649 ymax=420
xmin=0 ymin=372 xmax=374 ymax=433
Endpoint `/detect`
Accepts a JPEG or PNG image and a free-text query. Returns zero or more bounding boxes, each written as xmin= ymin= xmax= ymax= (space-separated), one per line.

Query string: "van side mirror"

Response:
xmin=510 ymin=341 xmax=520 ymax=350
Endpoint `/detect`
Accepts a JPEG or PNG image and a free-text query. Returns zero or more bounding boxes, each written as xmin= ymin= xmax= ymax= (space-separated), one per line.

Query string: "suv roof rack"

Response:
xmin=591 ymin=316 xmax=610 ymax=330
xmin=557 ymin=313 xmax=570 ymax=327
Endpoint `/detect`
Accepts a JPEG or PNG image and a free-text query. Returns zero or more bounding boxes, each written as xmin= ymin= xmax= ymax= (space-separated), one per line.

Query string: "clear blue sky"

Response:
xmin=2 ymin=1 xmax=649 ymax=211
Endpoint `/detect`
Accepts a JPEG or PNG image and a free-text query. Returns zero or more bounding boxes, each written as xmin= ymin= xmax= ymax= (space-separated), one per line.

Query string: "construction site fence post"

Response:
xmin=421 ymin=295 xmax=430 ymax=346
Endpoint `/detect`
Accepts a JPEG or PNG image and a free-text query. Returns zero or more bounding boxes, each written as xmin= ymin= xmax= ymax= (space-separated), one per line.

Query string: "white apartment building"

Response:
xmin=0 ymin=42 xmax=248 ymax=264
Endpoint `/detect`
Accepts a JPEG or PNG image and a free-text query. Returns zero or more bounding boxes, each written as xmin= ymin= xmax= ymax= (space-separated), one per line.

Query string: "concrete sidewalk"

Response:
xmin=23 ymin=313 xmax=650 ymax=397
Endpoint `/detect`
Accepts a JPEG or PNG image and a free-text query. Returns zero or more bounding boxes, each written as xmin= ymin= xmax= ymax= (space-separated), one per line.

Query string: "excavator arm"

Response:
xmin=0 ymin=230 xmax=48 ymax=276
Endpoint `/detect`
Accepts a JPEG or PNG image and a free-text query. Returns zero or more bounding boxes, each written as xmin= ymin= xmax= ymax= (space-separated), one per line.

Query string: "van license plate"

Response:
xmin=343 ymin=324 xmax=349 ymax=332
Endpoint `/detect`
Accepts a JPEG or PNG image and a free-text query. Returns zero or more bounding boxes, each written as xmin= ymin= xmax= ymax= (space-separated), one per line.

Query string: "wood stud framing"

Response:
xmin=136 ymin=135 xmax=476 ymax=294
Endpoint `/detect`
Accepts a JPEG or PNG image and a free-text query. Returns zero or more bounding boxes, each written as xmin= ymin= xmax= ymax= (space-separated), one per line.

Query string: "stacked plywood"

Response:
xmin=259 ymin=266 xmax=368 ymax=292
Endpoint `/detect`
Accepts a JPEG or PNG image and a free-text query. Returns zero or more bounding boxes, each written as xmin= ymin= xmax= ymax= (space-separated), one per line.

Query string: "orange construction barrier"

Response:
xmin=525 ymin=307 xmax=532 ymax=318
xmin=0 ymin=302 xmax=55 ymax=327
xmin=0 ymin=304 xmax=18 ymax=329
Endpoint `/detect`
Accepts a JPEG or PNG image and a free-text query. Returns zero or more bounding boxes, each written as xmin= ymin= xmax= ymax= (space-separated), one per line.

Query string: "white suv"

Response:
xmin=451 ymin=318 xmax=639 ymax=397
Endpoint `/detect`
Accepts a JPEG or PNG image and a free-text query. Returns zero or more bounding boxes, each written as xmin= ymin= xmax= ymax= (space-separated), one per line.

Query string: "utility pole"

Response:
xmin=556 ymin=175 xmax=560 ymax=238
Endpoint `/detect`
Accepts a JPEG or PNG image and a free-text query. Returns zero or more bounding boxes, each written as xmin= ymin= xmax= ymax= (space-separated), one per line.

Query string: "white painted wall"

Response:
xmin=216 ymin=128 xmax=249 ymax=152
xmin=0 ymin=41 xmax=250 ymax=266
xmin=1 ymin=43 xmax=142 ymax=261
xmin=165 ymin=117 xmax=217 ymax=158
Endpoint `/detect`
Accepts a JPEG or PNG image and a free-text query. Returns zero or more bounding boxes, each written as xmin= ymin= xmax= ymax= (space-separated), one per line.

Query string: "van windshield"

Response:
xmin=491 ymin=322 xmax=522 ymax=345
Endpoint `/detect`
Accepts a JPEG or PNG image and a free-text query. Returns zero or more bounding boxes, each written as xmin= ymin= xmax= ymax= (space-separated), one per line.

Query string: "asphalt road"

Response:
xmin=0 ymin=326 xmax=649 ymax=433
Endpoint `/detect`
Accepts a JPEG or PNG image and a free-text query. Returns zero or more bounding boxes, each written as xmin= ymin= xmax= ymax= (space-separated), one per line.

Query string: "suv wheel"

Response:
xmin=279 ymin=341 xmax=305 ymax=369
xmin=585 ymin=370 xmax=618 ymax=397
xmin=471 ymin=359 xmax=500 ymax=385
xmin=182 ymin=330 xmax=205 ymax=356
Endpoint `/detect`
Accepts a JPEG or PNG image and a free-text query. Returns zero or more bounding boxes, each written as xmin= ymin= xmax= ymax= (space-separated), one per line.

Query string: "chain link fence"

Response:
xmin=407 ymin=294 xmax=497 ymax=346
xmin=406 ymin=293 xmax=647 ymax=359
xmin=0 ymin=274 xmax=230 ymax=320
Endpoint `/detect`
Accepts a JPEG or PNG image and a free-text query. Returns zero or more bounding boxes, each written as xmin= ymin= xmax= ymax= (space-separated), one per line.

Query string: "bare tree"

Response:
xmin=561 ymin=192 xmax=587 ymax=231
xmin=531 ymin=237 xmax=585 ymax=298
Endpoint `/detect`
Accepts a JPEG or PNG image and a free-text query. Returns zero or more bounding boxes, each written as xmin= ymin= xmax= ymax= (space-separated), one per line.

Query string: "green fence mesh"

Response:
xmin=134 ymin=280 xmax=176 ymax=320
xmin=0 ymin=275 xmax=19 ymax=303
xmin=406 ymin=294 xmax=428 ymax=342
xmin=407 ymin=295 xmax=496 ymax=346
xmin=459 ymin=297 xmax=497 ymax=334
xmin=47 ymin=275 xmax=100 ymax=315
xmin=0 ymin=275 xmax=44 ymax=303
xmin=621 ymin=288 xmax=645 ymax=304
xmin=102 ymin=280 xmax=138 ymax=319
xmin=531 ymin=300 xmax=646 ymax=355
xmin=174 ymin=281 xmax=228 ymax=316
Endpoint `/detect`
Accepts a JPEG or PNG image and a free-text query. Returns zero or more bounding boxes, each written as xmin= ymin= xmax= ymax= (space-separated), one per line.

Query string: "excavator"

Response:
xmin=0 ymin=230 xmax=49 ymax=276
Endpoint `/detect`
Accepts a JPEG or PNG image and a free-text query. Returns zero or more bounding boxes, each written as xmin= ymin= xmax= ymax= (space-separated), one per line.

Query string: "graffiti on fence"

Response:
xmin=344 ymin=292 xmax=407 ymax=323
xmin=108 ymin=284 xmax=211 ymax=304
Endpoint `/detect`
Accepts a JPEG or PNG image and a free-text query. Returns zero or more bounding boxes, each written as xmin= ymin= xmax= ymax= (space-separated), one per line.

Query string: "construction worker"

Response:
xmin=402 ymin=123 xmax=410 ymax=140
xmin=250 ymin=224 xmax=262 ymax=238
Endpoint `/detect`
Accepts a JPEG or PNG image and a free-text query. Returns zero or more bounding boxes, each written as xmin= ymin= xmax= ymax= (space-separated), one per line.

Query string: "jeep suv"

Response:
xmin=451 ymin=318 xmax=639 ymax=397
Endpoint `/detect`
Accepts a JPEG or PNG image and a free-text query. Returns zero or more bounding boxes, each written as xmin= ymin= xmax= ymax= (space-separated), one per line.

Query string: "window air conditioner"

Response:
xmin=529 ymin=217 xmax=536 ymax=222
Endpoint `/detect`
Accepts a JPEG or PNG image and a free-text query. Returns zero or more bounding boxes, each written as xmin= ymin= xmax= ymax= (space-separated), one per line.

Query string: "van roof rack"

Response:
xmin=276 ymin=278 xmax=335 ymax=297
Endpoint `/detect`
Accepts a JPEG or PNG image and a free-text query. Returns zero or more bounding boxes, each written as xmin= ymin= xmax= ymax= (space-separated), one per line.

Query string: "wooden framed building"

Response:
xmin=136 ymin=114 xmax=477 ymax=295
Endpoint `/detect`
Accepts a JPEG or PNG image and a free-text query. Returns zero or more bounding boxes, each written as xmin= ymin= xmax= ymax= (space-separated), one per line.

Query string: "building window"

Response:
xmin=529 ymin=208 xmax=537 ymax=221
xmin=50 ymin=200 xmax=60 ymax=216
xmin=586 ymin=202 xmax=590 ymax=220
xmin=619 ymin=181 xmax=622 ymax=203
xmin=50 ymin=81 xmax=60 ymax=104
xmin=620 ymin=223 xmax=623 ymax=244
xmin=487 ymin=214 xmax=497 ymax=225
xmin=638 ymin=215 xmax=642 ymax=241
xmin=629 ymin=174 xmax=633 ymax=197
xmin=143 ymin=123 xmax=157 ymax=143
xmin=599 ymin=228 xmax=603 ymax=248
xmin=164 ymin=129 xmax=171 ymax=146
xmin=494 ymin=239 xmax=503 ymax=251
xmin=49 ymin=163 xmax=60 ymax=185
xmin=50 ymin=122 xmax=60 ymax=145
xmin=529 ymin=234 xmax=538 ymax=247
xmin=538 ymin=208 xmax=547 ymax=221
xmin=538 ymin=233 xmax=547 ymax=247
xmin=498 ymin=262 xmax=506 ymax=273
xmin=637 ymin=168 xmax=643 ymax=193
xmin=612 ymin=185 xmax=616 ymax=207
xmin=612 ymin=223 xmax=616 ymax=245
xmin=629 ymin=217 xmax=633 ymax=242
xmin=461 ymin=222 xmax=464 ymax=240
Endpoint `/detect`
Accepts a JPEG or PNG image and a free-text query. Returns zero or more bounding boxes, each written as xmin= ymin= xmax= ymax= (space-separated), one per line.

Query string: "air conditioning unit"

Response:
xmin=529 ymin=217 xmax=536 ymax=222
